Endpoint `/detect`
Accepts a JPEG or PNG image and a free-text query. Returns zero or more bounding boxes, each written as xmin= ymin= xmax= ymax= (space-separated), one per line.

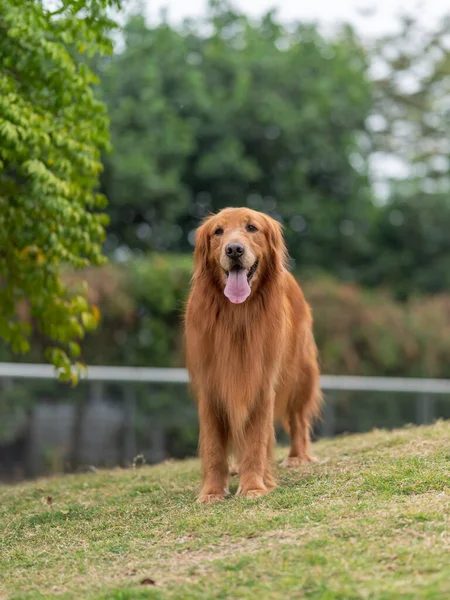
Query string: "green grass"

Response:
xmin=1 ymin=422 xmax=450 ymax=599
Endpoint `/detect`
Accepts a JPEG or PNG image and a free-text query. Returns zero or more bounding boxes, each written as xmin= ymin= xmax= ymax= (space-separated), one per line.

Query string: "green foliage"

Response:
xmin=99 ymin=6 xmax=450 ymax=298
xmin=361 ymin=192 xmax=450 ymax=298
xmin=128 ymin=254 xmax=192 ymax=365
xmin=307 ymin=277 xmax=420 ymax=376
xmin=66 ymin=255 xmax=192 ymax=367
xmin=364 ymin=14 xmax=450 ymax=297
xmin=309 ymin=276 xmax=450 ymax=378
xmin=100 ymin=2 xmax=375 ymax=280
xmin=0 ymin=0 xmax=119 ymax=380
xmin=370 ymin=14 xmax=450 ymax=192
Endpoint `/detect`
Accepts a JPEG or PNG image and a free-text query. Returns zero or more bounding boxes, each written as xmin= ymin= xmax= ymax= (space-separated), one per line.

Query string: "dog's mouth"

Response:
xmin=223 ymin=260 xmax=258 ymax=304
xmin=224 ymin=260 xmax=259 ymax=282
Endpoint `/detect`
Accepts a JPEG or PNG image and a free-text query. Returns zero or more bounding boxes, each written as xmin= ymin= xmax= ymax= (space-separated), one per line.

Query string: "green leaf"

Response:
xmin=81 ymin=312 xmax=98 ymax=331
xmin=0 ymin=0 xmax=113 ymax=376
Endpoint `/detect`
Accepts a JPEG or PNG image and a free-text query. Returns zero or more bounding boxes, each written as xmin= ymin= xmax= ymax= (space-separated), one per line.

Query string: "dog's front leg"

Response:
xmin=237 ymin=388 xmax=276 ymax=498
xmin=197 ymin=393 xmax=229 ymax=504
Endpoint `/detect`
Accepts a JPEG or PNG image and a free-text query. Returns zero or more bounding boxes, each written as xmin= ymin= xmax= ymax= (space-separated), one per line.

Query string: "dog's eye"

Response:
xmin=246 ymin=224 xmax=258 ymax=232
xmin=214 ymin=227 xmax=224 ymax=236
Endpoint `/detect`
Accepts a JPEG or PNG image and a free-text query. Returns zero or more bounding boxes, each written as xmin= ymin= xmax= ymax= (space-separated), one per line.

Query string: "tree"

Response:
xmin=0 ymin=0 xmax=120 ymax=380
xmin=362 ymin=14 xmax=450 ymax=298
xmin=368 ymin=14 xmax=450 ymax=194
xmin=361 ymin=189 xmax=450 ymax=299
xmin=100 ymin=1 xmax=376 ymax=280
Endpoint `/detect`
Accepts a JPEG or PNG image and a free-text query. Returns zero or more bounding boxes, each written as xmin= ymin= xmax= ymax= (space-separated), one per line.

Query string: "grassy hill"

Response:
xmin=1 ymin=421 xmax=450 ymax=600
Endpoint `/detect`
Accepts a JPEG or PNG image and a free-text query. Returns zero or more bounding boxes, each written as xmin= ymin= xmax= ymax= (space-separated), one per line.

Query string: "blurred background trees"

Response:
xmin=98 ymin=3 xmax=450 ymax=298
xmin=100 ymin=5 xmax=376 ymax=282
xmin=363 ymin=14 xmax=450 ymax=298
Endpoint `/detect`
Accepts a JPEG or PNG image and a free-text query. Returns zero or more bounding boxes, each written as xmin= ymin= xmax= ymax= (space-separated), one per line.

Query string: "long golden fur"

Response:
xmin=185 ymin=208 xmax=321 ymax=503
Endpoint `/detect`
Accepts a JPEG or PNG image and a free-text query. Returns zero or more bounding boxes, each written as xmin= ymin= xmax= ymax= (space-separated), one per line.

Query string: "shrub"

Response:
xmin=4 ymin=254 xmax=450 ymax=378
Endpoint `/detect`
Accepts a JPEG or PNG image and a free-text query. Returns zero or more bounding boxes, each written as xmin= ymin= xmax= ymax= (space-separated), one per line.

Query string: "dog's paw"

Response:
xmin=280 ymin=455 xmax=318 ymax=468
xmin=197 ymin=493 xmax=225 ymax=504
xmin=236 ymin=484 xmax=269 ymax=499
xmin=197 ymin=487 xmax=230 ymax=504
xmin=240 ymin=488 xmax=269 ymax=499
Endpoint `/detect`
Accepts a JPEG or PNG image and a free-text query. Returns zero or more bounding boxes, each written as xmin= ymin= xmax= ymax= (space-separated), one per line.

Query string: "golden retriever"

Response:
xmin=185 ymin=208 xmax=321 ymax=503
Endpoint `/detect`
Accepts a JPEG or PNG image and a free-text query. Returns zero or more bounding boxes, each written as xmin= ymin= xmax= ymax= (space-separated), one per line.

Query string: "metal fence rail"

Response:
xmin=2 ymin=362 xmax=450 ymax=393
xmin=1 ymin=362 xmax=449 ymax=479
xmin=1 ymin=363 xmax=448 ymax=449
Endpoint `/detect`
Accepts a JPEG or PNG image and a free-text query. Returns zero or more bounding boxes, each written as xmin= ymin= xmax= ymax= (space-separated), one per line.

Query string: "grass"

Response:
xmin=1 ymin=421 xmax=450 ymax=600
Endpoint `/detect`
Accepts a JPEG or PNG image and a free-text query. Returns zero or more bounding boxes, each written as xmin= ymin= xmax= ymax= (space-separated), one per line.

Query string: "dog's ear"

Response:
xmin=266 ymin=216 xmax=287 ymax=272
xmin=193 ymin=217 xmax=211 ymax=278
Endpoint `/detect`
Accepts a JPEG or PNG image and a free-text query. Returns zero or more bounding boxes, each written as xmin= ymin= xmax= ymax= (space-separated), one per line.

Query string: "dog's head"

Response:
xmin=193 ymin=208 xmax=287 ymax=304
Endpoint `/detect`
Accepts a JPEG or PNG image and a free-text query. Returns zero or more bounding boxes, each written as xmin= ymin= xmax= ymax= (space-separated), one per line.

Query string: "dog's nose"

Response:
xmin=226 ymin=243 xmax=245 ymax=260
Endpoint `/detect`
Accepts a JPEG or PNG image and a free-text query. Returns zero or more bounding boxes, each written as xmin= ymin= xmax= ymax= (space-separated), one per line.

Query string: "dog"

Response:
xmin=185 ymin=208 xmax=321 ymax=503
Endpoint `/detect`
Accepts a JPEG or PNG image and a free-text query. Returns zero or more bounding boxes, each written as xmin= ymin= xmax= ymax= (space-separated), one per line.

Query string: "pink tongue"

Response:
xmin=224 ymin=268 xmax=250 ymax=304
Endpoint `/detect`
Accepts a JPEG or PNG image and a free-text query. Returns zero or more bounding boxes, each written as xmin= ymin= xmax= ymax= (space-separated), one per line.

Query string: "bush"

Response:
xmin=74 ymin=257 xmax=450 ymax=379
xmin=65 ymin=254 xmax=192 ymax=367
xmin=4 ymin=254 xmax=450 ymax=378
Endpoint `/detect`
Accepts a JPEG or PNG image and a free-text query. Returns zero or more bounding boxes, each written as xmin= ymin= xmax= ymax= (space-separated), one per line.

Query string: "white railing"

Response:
xmin=0 ymin=363 xmax=448 ymax=441
xmin=1 ymin=362 xmax=448 ymax=479
xmin=1 ymin=362 xmax=450 ymax=393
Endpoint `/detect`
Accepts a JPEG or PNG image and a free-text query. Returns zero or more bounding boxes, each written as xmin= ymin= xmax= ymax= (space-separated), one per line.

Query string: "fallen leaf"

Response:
xmin=46 ymin=496 xmax=53 ymax=506
xmin=140 ymin=578 xmax=156 ymax=586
